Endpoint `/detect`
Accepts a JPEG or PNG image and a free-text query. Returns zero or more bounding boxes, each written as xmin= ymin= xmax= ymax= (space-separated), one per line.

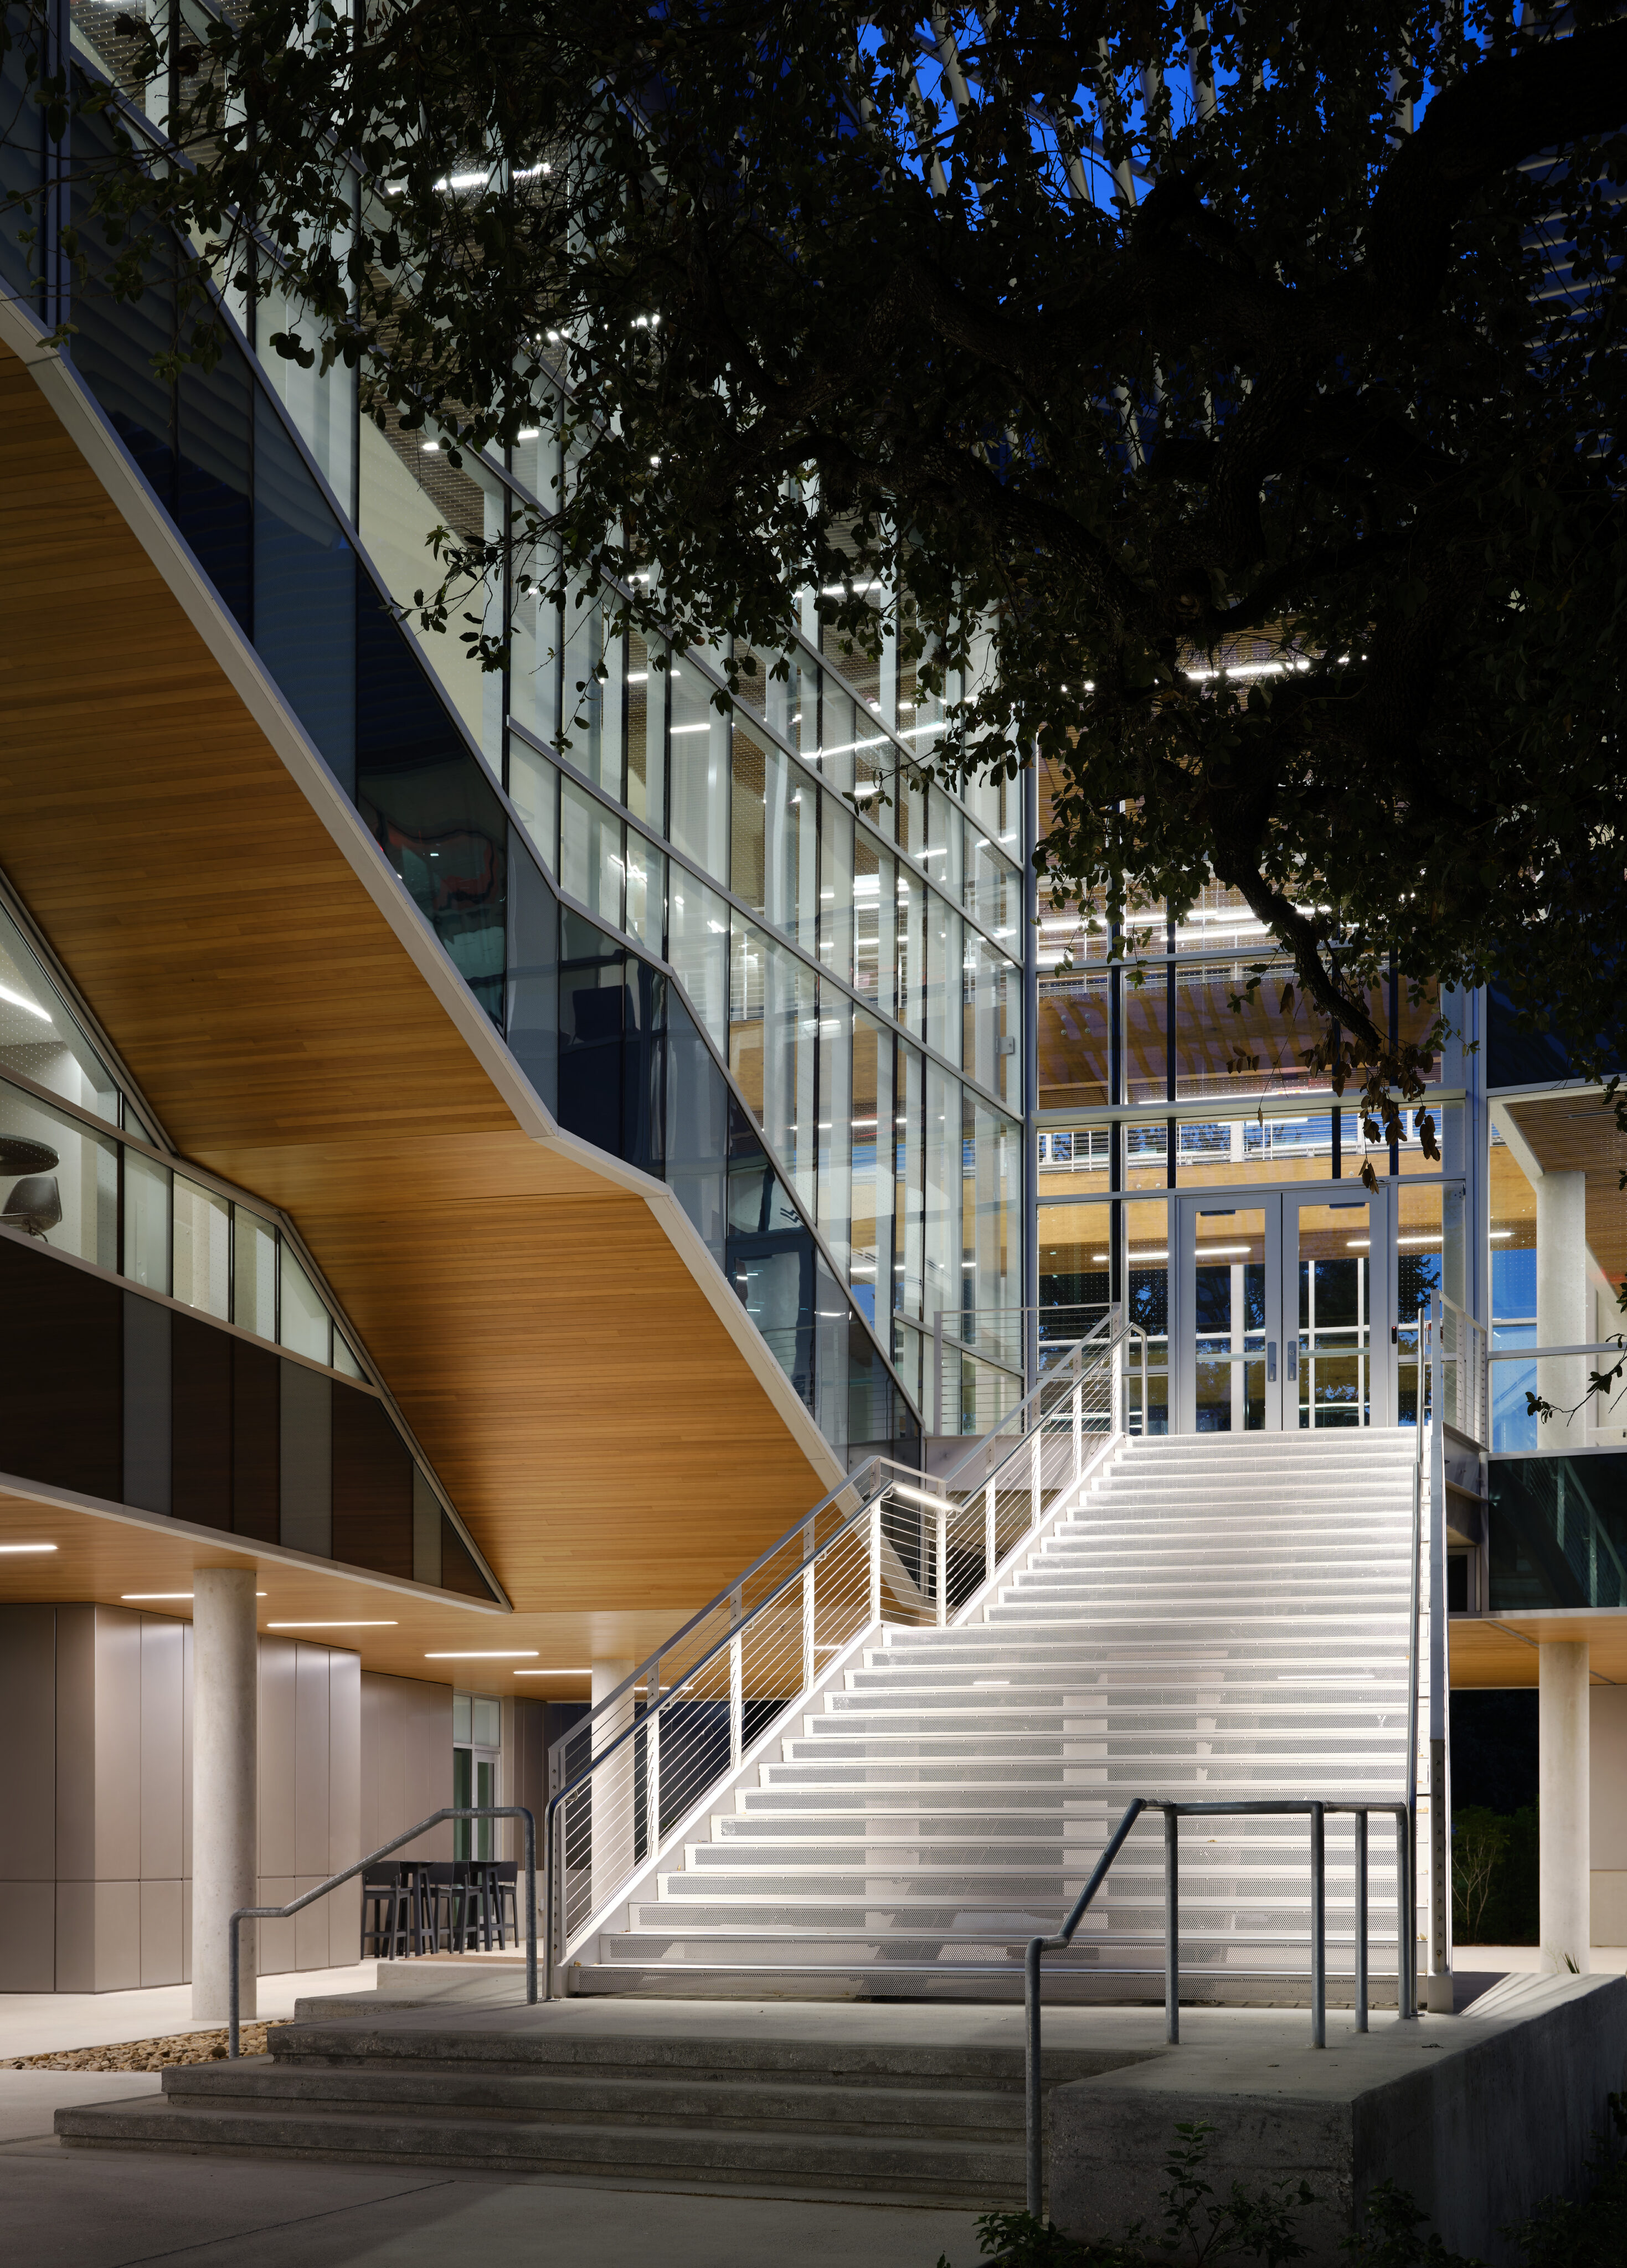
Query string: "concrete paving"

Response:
xmin=0 ymin=1964 xmax=380 ymax=2059
xmin=0 ymin=2125 xmax=985 ymax=2267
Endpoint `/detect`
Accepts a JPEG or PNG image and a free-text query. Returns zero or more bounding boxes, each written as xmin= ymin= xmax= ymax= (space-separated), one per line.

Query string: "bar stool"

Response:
xmin=361 ymin=1872 xmax=407 ymax=1957
xmin=490 ymin=1861 xmax=520 ymax=1949
xmin=394 ymin=1860 xmax=436 ymax=1956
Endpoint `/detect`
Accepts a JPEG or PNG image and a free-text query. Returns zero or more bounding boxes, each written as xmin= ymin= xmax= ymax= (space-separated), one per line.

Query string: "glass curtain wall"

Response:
xmin=10 ymin=29 xmax=1024 ymax=1449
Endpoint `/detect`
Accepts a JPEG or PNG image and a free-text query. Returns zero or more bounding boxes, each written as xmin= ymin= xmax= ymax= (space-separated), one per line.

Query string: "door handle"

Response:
xmin=1288 ymin=1342 xmax=1298 ymax=1382
xmin=1267 ymin=1341 xmax=1277 ymax=1382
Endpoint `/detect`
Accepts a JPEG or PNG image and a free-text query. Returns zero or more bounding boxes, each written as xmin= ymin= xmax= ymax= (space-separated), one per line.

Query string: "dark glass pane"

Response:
xmin=1490 ymin=1453 xmax=1627 ymax=1611
xmin=171 ymin=1312 xmax=232 ymax=1531
xmin=66 ymin=111 xmax=174 ymax=507
xmin=0 ymin=1236 xmax=122 ymax=1502
xmin=1194 ymin=1266 xmax=1232 ymax=1336
xmin=557 ymin=909 xmax=627 ymax=1153
xmin=622 ymin=957 xmax=665 ymax=1178
xmin=178 ymin=352 xmax=253 ymax=635
xmin=357 ymin=585 xmax=506 ymax=1027
xmin=330 ymin=1383 xmax=413 ymax=1580
xmin=663 ymin=987 xmax=728 ymax=1264
xmin=0 ymin=24 xmax=45 ymax=306
xmin=253 ymin=390 xmax=356 ymax=778
xmin=506 ymin=842 xmax=559 ymax=1116
xmin=440 ymin=1514 xmax=491 ymax=1599
xmin=231 ymin=1340 xmax=280 ymax=1543
xmin=726 ymin=1127 xmax=817 ymax=1411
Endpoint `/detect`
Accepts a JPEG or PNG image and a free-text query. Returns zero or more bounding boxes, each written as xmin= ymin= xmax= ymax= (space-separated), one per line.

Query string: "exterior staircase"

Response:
xmin=572 ymin=1428 xmax=1419 ymax=1999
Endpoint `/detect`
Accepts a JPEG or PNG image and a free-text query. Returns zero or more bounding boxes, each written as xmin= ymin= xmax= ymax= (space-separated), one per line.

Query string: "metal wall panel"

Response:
xmin=258 ymin=1635 xmax=297 ymax=1879
xmin=0 ymin=1883 xmax=54 ymax=1991
xmin=140 ymin=1875 xmax=183 ymax=1986
xmin=328 ymin=1649 xmax=362 ymax=1964
xmin=53 ymin=1605 xmax=95 ymax=1887
xmin=138 ymin=1616 xmax=183 ymax=1882
xmin=411 ymin=1465 xmax=441 ymax=1589
xmin=92 ymin=1609 xmax=142 ymax=1881
xmin=294 ymin=1642 xmax=330 ymax=1878
xmin=0 ymin=1606 xmax=57 ymax=1881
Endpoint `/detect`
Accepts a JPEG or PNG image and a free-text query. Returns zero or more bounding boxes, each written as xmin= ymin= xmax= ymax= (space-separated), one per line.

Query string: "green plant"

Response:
xmin=1156 ymin=2122 xmax=1317 ymax=2268
xmin=1341 ymin=2181 xmax=1482 ymax=2268
xmin=1451 ymin=1811 xmax=1511 ymax=1944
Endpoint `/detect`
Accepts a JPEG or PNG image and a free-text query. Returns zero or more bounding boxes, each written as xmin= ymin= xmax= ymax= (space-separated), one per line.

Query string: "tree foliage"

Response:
xmin=12 ymin=0 xmax=1627 ymax=1142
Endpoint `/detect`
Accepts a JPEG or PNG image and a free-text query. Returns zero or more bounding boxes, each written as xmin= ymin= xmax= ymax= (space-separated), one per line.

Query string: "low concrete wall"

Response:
xmin=1048 ymin=1976 xmax=1627 ymax=2266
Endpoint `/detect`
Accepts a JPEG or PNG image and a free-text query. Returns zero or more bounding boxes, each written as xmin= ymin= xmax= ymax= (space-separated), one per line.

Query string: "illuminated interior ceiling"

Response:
xmin=1505 ymin=1094 xmax=1627 ymax=1290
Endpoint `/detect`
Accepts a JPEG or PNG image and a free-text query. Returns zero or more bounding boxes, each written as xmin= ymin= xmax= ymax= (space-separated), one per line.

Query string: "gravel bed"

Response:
xmin=0 ymin=2024 xmax=286 ymax=2071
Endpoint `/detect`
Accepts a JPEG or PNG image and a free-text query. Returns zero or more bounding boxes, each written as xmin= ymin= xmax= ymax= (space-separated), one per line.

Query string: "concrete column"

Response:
xmin=191 ymin=1569 xmax=258 ymax=2021
xmin=1539 ymin=1641 xmax=1590 ymax=1973
xmin=1536 ymin=1171 xmax=1589 ymax=1449
xmin=590 ymin=1658 xmax=636 ymax=1916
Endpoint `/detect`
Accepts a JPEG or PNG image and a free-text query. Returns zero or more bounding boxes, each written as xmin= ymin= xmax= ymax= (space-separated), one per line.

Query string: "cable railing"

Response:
xmin=543 ymin=1311 xmax=1148 ymax=1990
xmin=1022 ymin=1794 xmax=1416 ymax=2216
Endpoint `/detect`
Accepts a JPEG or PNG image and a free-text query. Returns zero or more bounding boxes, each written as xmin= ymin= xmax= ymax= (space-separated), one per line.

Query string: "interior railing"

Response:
xmin=543 ymin=1310 xmax=1147 ymax=1991
xmin=1022 ymin=1794 xmax=1416 ymax=2215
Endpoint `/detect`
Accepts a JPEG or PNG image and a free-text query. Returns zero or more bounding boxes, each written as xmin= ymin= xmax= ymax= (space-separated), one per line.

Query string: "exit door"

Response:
xmin=1172 ymin=1188 xmax=1394 ymax=1432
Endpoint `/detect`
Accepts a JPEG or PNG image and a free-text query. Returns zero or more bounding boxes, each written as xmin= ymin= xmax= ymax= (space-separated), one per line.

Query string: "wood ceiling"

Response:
xmin=1505 ymin=1094 xmax=1627 ymax=1289
xmin=0 ymin=338 xmax=831 ymax=1681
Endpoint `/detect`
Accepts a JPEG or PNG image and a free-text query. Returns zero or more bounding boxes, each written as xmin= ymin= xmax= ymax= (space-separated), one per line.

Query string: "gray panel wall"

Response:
xmin=4 ymin=1607 xmax=364 ymax=1991
xmin=280 ymin=1360 xmax=332 ymax=1556
xmin=361 ymin=1672 xmax=453 ymax=1863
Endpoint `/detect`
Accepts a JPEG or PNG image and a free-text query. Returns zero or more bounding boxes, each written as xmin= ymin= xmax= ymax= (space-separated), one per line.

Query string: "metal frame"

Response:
xmin=1022 ymin=1795 xmax=1416 ymax=2216
xmin=227 ymin=1806 xmax=537 ymax=2059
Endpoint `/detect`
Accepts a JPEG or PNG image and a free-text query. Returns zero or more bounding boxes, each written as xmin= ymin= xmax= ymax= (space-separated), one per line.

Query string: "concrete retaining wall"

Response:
xmin=1048 ymin=1976 xmax=1627 ymax=2266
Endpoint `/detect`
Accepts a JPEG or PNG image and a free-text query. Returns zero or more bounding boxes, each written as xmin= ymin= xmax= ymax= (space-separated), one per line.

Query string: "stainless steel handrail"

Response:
xmin=1023 ymin=1793 xmax=1415 ymax=2216
xmin=544 ymin=1318 xmax=1140 ymax=1990
xmin=1406 ymin=1302 xmax=1426 ymax=2017
xmin=226 ymin=1805 xmax=537 ymax=2059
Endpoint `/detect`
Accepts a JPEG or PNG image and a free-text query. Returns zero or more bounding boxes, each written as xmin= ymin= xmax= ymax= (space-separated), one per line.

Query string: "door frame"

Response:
xmin=1170 ymin=1182 xmax=1398 ymax=1434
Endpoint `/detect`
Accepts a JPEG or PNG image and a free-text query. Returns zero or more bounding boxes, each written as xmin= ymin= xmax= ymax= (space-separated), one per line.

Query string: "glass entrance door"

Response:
xmin=1175 ymin=1188 xmax=1389 ymax=1431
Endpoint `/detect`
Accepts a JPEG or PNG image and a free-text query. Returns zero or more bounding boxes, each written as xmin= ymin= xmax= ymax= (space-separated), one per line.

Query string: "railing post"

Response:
xmin=869 ymin=1498 xmax=883 ymax=1625
xmin=1141 ymin=1332 xmax=1149 ymax=1435
xmin=984 ymin=1477 xmax=996 ymax=1590
xmin=934 ymin=1310 xmax=944 ymax=1436
xmin=1072 ymin=1375 xmax=1083 ymax=1480
xmin=935 ymin=1504 xmax=948 ymax=1627
xmin=1030 ymin=1427 xmax=1041 ymax=1530
xmin=1354 ymin=1810 xmax=1369 ymax=2034
xmin=802 ymin=1533 xmax=816 ymax=1691
xmin=645 ymin=1659 xmax=661 ymax=1867
xmin=728 ymin=1589 xmax=743 ymax=1770
xmin=1310 ymin=1803 xmax=1326 ymax=2049
xmin=1024 ymin=1934 xmax=1044 ymax=2218
xmin=1164 ymin=1806 xmax=1180 ymax=2045
xmin=1397 ymin=1809 xmax=1415 ymax=2019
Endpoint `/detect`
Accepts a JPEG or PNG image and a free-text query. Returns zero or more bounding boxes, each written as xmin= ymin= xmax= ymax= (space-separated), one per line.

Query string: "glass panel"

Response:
xmin=172 ymin=1175 xmax=230 ymax=1320
xmin=559 ymin=591 xmax=624 ymax=798
xmin=625 ymin=631 xmax=664 ymax=826
xmin=849 ymin=1009 xmax=892 ymax=1328
xmin=925 ymin=787 xmax=964 ymax=905
xmin=818 ymin=679 xmax=856 ymax=797
xmin=472 ymin=1696 xmax=501 ymax=1746
xmin=853 ymin=836 xmax=893 ymax=1021
xmin=452 ymin=1692 xmax=472 ymax=1743
xmin=1037 ymin=1127 xmax=1112 ymax=1197
xmin=894 ymin=1038 xmax=924 ymax=1324
xmin=667 ymin=872 xmax=731 ymax=1054
xmin=1296 ymin=1199 xmax=1371 ymax=1428
xmin=1490 ymin=1455 xmax=1627 ymax=1611
xmin=625 ymin=830 xmax=666 ymax=955
xmin=1038 ymin=965 xmax=1111 ymax=1111
xmin=0 ymin=1076 xmax=118 ymax=1270
xmin=665 ymin=988 xmax=730 ymax=1264
xmin=730 ymin=920 xmax=817 ymax=1216
xmin=1126 ymin=1198 xmax=1171 ymax=1432
xmin=895 ymin=864 xmax=925 ymax=1038
xmin=817 ymin=987 xmax=852 ymax=1276
xmin=925 ymin=893 xmax=953 ymax=1061
xmin=509 ymin=737 xmax=559 ymax=872
xmin=559 ymin=776 xmax=625 ymax=929
xmin=332 ymin=1333 xmax=363 ymax=1380
xmin=668 ymin=657 xmax=729 ymax=881
xmin=818 ymin=793 xmax=853 ymax=987
xmin=123 ymin=1148 xmax=171 ymax=1292
xmin=233 ymin=1209 xmax=278 ymax=1339
xmin=923 ymin=1062 xmax=957 ymax=1349
xmin=1037 ymin=1199 xmax=1113 ymax=1346
xmin=0 ymin=899 xmax=120 ymax=1123
xmin=962 ymin=1097 xmax=1022 ymax=1375
xmin=1193 ymin=1207 xmax=1265 ymax=1432
xmin=280 ymin=1246 xmax=331 ymax=1363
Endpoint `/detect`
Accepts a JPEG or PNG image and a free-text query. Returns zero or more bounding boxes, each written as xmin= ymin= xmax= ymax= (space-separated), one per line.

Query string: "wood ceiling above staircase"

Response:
xmin=0 ymin=334 xmax=834 ymax=1674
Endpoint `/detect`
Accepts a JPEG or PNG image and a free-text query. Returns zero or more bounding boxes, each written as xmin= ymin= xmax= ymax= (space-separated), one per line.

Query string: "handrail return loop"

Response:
xmin=226 ymin=1805 xmax=537 ymax=2060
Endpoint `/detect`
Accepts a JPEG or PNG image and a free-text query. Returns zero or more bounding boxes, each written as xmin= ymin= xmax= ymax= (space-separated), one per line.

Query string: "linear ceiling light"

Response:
xmin=269 ymin=1620 xmax=397 ymax=1629
xmin=1 ymin=1542 xmax=58 ymax=1554
xmin=513 ymin=1668 xmax=593 ymax=1676
xmin=425 ymin=1650 xmax=539 ymax=1659
xmin=123 ymin=1590 xmax=267 ymax=1599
